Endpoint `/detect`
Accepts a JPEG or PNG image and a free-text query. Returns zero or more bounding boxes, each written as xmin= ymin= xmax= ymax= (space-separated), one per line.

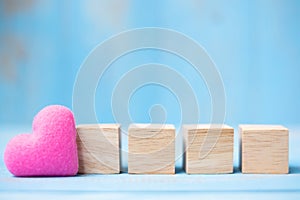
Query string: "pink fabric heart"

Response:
xmin=4 ymin=105 xmax=78 ymax=177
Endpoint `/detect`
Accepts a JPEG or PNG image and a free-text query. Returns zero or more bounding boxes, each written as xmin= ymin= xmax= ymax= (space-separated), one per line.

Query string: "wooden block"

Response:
xmin=76 ymin=124 xmax=120 ymax=174
xmin=240 ymin=125 xmax=289 ymax=174
xmin=183 ymin=124 xmax=234 ymax=174
xmin=128 ymin=124 xmax=175 ymax=174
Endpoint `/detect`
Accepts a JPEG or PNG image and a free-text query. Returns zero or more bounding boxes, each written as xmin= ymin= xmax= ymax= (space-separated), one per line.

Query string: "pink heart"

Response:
xmin=4 ymin=105 xmax=78 ymax=177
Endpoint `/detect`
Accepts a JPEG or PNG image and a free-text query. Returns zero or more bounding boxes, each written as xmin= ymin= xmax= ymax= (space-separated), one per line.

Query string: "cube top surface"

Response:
xmin=239 ymin=124 xmax=288 ymax=132
xmin=76 ymin=124 xmax=120 ymax=130
xmin=183 ymin=124 xmax=233 ymax=131
xmin=129 ymin=123 xmax=175 ymax=130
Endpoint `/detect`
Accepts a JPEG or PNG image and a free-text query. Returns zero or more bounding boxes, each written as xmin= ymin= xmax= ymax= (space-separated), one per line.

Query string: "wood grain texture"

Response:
xmin=183 ymin=124 xmax=234 ymax=174
xmin=239 ymin=124 xmax=289 ymax=174
xmin=76 ymin=124 xmax=120 ymax=174
xmin=128 ymin=124 xmax=175 ymax=174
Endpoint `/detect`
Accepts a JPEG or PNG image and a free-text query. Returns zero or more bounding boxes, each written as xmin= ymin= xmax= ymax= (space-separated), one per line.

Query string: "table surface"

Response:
xmin=0 ymin=125 xmax=300 ymax=199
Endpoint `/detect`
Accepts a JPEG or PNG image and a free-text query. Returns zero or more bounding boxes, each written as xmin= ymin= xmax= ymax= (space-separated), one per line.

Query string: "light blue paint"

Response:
xmin=0 ymin=0 xmax=299 ymax=127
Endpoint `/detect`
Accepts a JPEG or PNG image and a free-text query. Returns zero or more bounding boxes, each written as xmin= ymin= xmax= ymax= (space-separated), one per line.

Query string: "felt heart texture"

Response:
xmin=4 ymin=105 xmax=78 ymax=177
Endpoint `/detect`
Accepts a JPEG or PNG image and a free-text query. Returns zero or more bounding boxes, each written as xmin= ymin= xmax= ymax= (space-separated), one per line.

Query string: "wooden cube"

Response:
xmin=183 ymin=124 xmax=234 ymax=174
xmin=128 ymin=124 xmax=175 ymax=174
xmin=240 ymin=125 xmax=289 ymax=174
xmin=76 ymin=124 xmax=120 ymax=174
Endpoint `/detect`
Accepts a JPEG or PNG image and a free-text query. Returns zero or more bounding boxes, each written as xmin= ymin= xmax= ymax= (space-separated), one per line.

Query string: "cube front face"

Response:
xmin=183 ymin=124 xmax=234 ymax=174
xmin=76 ymin=124 xmax=120 ymax=174
xmin=240 ymin=125 xmax=289 ymax=174
xmin=128 ymin=124 xmax=175 ymax=174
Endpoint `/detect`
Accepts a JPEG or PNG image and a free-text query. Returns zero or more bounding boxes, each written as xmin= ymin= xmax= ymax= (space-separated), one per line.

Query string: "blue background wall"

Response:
xmin=0 ymin=0 xmax=300 ymax=127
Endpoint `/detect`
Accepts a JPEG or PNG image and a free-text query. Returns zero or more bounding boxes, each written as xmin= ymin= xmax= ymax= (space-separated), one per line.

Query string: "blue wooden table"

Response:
xmin=1 ymin=126 xmax=300 ymax=199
